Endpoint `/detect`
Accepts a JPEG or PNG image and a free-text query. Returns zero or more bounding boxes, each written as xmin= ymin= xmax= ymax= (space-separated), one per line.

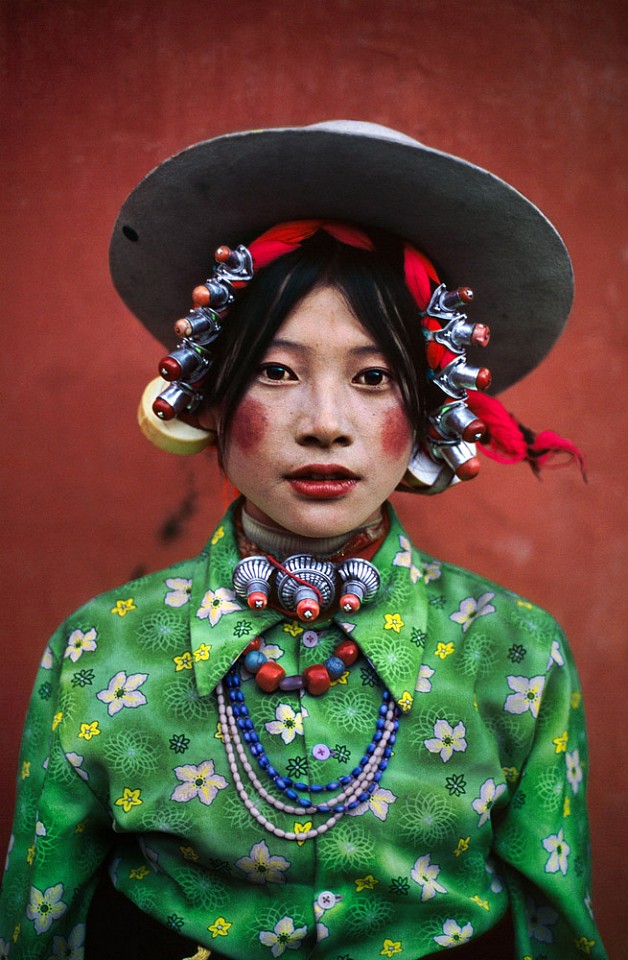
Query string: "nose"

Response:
xmin=295 ymin=388 xmax=353 ymax=448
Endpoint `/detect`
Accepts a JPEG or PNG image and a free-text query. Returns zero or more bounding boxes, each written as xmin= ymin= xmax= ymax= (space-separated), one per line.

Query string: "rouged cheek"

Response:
xmin=381 ymin=403 xmax=413 ymax=459
xmin=229 ymin=396 xmax=268 ymax=452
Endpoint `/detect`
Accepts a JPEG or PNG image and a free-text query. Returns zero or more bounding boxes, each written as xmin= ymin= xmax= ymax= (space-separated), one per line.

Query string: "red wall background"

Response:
xmin=2 ymin=1 xmax=626 ymax=954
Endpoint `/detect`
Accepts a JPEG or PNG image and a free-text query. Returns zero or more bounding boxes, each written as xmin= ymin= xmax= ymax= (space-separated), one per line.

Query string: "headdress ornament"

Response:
xmin=111 ymin=121 xmax=584 ymax=491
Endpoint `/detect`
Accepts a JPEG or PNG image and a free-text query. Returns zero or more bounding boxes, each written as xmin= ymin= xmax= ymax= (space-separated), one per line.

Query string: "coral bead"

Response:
xmin=461 ymin=418 xmax=486 ymax=442
xmin=303 ymin=665 xmax=331 ymax=696
xmin=296 ymin=597 xmax=320 ymax=621
xmin=255 ymin=661 xmax=286 ymax=693
xmin=339 ymin=593 xmax=361 ymax=614
xmin=158 ymin=356 xmax=182 ymax=381
xmin=247 ymin=591 xmax=268 ymax=610
xmin=192 ymin=285 xmax=211 ymax=306
xmin=471 ymin=323 xmax=490 ymax=347
xmin=475 ymin=367 xmax=492 ymax=390
xmin=243 ymin=637 xmax=262 ymax=655
xmin=335 ymin=640 xmax=359 ymax=666
xmin=215 ymin=245 xmax=232 ymax=262
xmin=456 ymin=456 xmax=481 ymax=481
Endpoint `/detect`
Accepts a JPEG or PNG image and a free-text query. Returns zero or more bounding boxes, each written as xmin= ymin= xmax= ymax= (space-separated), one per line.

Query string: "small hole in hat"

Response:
xmin=122 ymin=225 xmax=139 ymax=242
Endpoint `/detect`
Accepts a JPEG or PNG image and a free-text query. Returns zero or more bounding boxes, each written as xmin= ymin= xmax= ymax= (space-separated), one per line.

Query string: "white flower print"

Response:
xmin=259 ymin=916 xmax=308 ymax=957
xmin=66 ymin=752 xmax=89 ymax=782
xmin=64 ymin=628 xmax=98 ymax=663
xmin=26 ymin=883 xmax=67 ymax=933
xmin=411 ymin=854 xmax=448 ymax=901
xmin=416 ymin=664 xmax=435 ymax=694
xmin=526 ymin=897 xmax=559 ymax=943
xmin=566 ymin=748 xmax=583 ymax=795
xmin=265 ymin=703 xmax=308 ymax=745
xmin=346 ymin=787 xmax=397 ymax=822
xmin=504 ymin=675 xmax=545 ymax=718
xmin=164 ymin=577 xmax=192 ymax=608
xmin=0 ymin=937 xmax=9 ymax=959
xmin=51 ymin=923 xmax=86 ymax=959
xmin=171 ymin=759 xmax=228 ymax=805
xmin=449 ymin=592 xmax=496 ymax=632
xmin=40 ymin=646 xmax=53 ymax=670
xmin=235 ymin=841 xmax=290 ymax=884
xmin=424 ymin=719 xmax=467 ymax=762
xmin=472 ymin=778 xmax=506 ymax=827
xmin=392 ymin=535 xmax=421 ymax=583
xmin=546 ymin=639 xmax=564 ymax=669
xmin=485 ymin=859 xmax=503 ymax=893
xmin=97 ymin=671 xmax=148 ymax=716
xmin=420 ymin=560 xmax=442 ymax=584
xmin=196 ymin=587 xmax=241 ymax=626
xmin=543 ymin=828 xmax=570 ymax=875
xmin=434 ymin=919 xmax=474 ymax=948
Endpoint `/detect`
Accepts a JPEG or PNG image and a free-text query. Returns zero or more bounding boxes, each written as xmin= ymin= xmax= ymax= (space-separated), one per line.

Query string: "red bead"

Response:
xmin=214 ymin=245 xmax=232 ymax=262
xmin=335 ymin=640 xmax=359 ymax=666
xmin=158 ymin=356 xmax=182 ymax=382
xmin=461 ymin=418 xmax=486 ymax=442
xmin=243 ymin=637 xmax=261 ymax=655
xmin=192 ymin=285 xmax=211 ymax=306
xmin=296 ymin=597 xmax=320 ymax=621
xmin=475 ymin=367 xmax=492 ymax=390
xmin=303 ymin=664 xmax=331 ymax=696
xmin=456 ymin=456 xmax=481 ymax=481
xmin=255 ymin=661 xmax=285 ymax=693
xmin=152 ymin=396 xmax=176 ymax=421
xmin=247 ymin=591 xmax=268 ymax=610
xmin=471 ymin=323 xmax=490 ymax=347
xmin=339 ymin=593 xmax=361 ymax=614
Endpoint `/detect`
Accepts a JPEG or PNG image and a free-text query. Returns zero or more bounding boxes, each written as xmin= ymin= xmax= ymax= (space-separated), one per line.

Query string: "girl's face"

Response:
xmin=221 ymin=285 xmax=415 ymax=539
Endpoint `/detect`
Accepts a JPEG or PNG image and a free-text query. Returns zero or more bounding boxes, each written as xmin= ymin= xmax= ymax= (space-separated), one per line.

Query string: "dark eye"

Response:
xmin=259 ymin=363 xmax=296 ymax=382
xmin=354 ymin=368 xmax=391 ymax=387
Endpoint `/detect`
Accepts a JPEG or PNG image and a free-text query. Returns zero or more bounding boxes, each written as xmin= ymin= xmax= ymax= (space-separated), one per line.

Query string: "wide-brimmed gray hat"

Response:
xmin=110 ymin=120 xmax=573 ymax=395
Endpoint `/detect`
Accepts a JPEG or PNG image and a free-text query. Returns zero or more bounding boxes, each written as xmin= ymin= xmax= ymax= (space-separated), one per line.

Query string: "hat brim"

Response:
xmin=109 ymin=121 xmax=573 ymax=394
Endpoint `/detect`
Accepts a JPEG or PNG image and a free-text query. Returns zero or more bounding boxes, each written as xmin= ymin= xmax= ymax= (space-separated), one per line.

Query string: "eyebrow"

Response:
xmin=266 ymin=338 xmax=385 ymax=358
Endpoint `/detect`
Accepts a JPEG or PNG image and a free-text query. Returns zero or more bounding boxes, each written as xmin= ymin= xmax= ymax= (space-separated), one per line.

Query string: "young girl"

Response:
xmin=0 ymin=122 xmax=606 ymax=959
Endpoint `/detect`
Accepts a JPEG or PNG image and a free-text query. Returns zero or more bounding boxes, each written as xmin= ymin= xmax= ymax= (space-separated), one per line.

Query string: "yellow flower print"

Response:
xmin=454 ymin=836 xmax=470 ymax=857
xmin=208 ymin=916 xmax=232 ymax=938
xmin=330 ymin=670 xmax=349 ymax=686
xmin=553 ymin=730 xmax=568 ymax=753
xmin=434 ymin=642 xmax=454 ymax=660
xmin=381 ymin=940 xmax=402 ymax=957
xmin=397 ymin=692 xmax=413 ymax=713
xmin=26 ymin=846 xmax=35 ymax=865
xmin=355 ymin=874 xmax=379 ymax=892
xmin=173 ymin=652 xmax=194 ymax=671
xmin=52 ymin=711 xmax=63 ymax=731
xmin=21 ymin=761 xmax=31 ymax=780
xmin=384 ymin=613 xmax=404 ymax=633
xmin=502 ymin=766 xmax=519 ymax=783
xmin=293 ymin=821 xmax=313 ymax=846
xmin=571 ymin=691 xmax=582 ymax=709
xmin=193 ymin=643 xmax=212 ymax=662
xmin=214 ymin=721 xmax=225 ymax=742
xmin=129 ymin=865 xmax=149 ymax=880
xmin=564 ymin=796 xmax=571 ymax=818
xmin=12 ymin=924 xmax=20 ymax=943
xmin=517 ymin=600 xmax=533 ymax=609
xmin=115 ymin=788 xmax=143 ymax=813
xmin=180 ymin=845 xmax=200 ymax=862
xmin=111 ymin=598 xmax=137 ymax=617
xmin=470 ymin=895 xmax=490 ymax=910
xmin=211 ymin=525 xmax=225 ymax=545
xmin=575 ymin=936 xmax=596 ymax=955
xmin=78 ymin=721 xmax=100 ymax=741
xmin=283 ymin=620 xmax=304 ymax=638
xmin=75 ymin=818 xmax=88 ymax=834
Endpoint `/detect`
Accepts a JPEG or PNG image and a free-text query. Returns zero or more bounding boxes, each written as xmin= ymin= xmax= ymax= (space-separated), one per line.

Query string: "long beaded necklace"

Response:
xmin=216 ymin=671 xmax=400 ymax=841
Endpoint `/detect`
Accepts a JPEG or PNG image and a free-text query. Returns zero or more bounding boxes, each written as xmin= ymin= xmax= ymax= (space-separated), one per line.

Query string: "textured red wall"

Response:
xmin=2 ymin=1 xmax=626 ymax=954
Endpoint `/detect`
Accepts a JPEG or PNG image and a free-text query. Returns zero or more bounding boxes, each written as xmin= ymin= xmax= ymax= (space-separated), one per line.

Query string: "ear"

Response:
xmin=193 ymin=403 xmax=220 ymax=433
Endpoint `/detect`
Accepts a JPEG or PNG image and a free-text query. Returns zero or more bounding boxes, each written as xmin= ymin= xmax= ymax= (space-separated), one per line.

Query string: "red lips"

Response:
xmin=286 ymin=464 xmax=360 ymax=499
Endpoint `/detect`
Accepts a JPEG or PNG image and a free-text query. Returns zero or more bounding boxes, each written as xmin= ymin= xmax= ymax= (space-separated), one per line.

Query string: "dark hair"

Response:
xmin=204 ymin=229 xmax=431 ymax=455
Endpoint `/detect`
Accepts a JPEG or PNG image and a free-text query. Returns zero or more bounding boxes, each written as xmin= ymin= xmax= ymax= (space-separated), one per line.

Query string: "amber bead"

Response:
xmin=192 ymin=285 xmax=211 ymax=306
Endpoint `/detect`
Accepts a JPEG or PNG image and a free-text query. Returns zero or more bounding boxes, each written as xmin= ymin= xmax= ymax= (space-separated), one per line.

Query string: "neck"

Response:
xmin=240 ymin=505 xmax=385 ymax=560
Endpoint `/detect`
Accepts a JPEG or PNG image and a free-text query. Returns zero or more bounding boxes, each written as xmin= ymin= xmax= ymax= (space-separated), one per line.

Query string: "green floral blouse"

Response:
xmin=0 ymin=503 xmax=606 ymax=959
